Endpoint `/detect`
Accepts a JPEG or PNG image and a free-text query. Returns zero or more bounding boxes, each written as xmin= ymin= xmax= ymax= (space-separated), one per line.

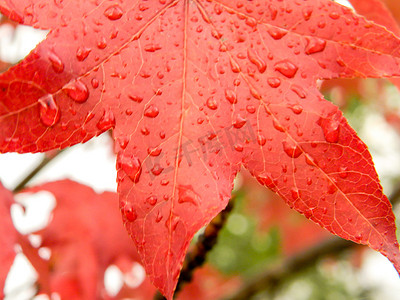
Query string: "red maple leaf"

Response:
xmin=1 ymin=1 xmax=400 ymax=298
xmin=241 ymin=171 xmax=331 ymax=256
xmin=0 ymin=182 xmax=18 ymax=299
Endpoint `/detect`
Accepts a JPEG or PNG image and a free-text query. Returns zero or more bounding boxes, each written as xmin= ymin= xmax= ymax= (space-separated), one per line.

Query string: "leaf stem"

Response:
xmin=12 ymin=149 xmax=65 ymax=193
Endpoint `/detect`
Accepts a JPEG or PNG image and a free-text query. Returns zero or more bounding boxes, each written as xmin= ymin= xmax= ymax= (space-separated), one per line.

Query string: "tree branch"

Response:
xmin=225 ymin=185 xmax=400 ymax=300
xmin=225 ymin=237 xmax=354 ymax=300
xmin=13 ymin=150 xmax=65 ymax=193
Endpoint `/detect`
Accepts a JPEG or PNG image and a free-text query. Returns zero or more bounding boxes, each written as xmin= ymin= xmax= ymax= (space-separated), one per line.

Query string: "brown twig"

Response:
xmin=154 ymin=197 xmax=235 ymax=300
xmin=225 ymin=237 xmax=354 ymax=300
xmin=224 ymin=185 xmax=400 ymax=300
xmin=12 ymin=149 xmax=64 ymax=193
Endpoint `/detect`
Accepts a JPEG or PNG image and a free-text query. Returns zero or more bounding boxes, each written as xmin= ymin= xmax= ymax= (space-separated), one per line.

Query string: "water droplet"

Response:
xmin=48 ymin=51 xmax=64 ymax=73
xmin=327 ymin=181 xmax=337 ymax=194
xmin=38 ymin=94 xmax=60 ymax=127
xmin=128 ymin=94 xmax=143 ymax=103
xmin=63 ymin=79 xmax=89 ymax=103
xmin=275 ymin=60 xmax=298 ymax=78
xmin=144 ymin=44 xmax=162 ymax=52
xmin=141 ymin=127 xmax=150 ymax=135
xmin=267 ymin=27 xmax=287 ymax=40
xmin=148 ymin=147 xmax=162 ymax=156
xmin=104 ymin=5 xmax=124 ymax=20
xmin=336 ymin=58 xmax=346 ymax=67
xmin=329 ymin=11 xmax=340 ymax=20
xmin=302 ymin=6 xmax=313 ymax=21
xmin=233 ymin=115 xmax=246 ymax=129
xmin=96 ymin=108 xmax=115 ymax=130
xmin=178 ymin=185 xmax=199 ymax=206
xmin=207 ymin=132 xmax=217 ymax=140
xmin=123 ymin=205 xmax=137 ymax=222
xmin=272 ymin=119 xmax=285 ymax=132
xmin=305 ymin=37 xmax=326 ymax=55
xmin=225 ymin=89 xmax=237 ymax=104
xmin=282 ymin=139 xmax=302 ymax=158
xmin=245 ymin=16 xmax=257 ymax=28
xmin=151 ymin=164 xmax=164 ymax=176
xmin=256 ymin=173 xmax=276 ymax=189
xmin=118 ymin=154 xmax=141 ymax=183
xmin=234 ymin=143 xmax=244 ymax=152
xmin=246 ymin=105 xmax=256 ymax=114
xmin=219 ymin=45 xmax=228 ymax=54
xmin=146 ymin=196 xmax=157 ymax=206
xmin=247 ymin=48 xmax=267 ymax=73
xmin=269 ymin=4 xmax=278 ymax=20
xmin=290 ymin=85 xmax=306 ymax=98
xmin=306 ymin=177 xmax=312 ymax=185
xmin=211 ymin=29 xmax=222 ymax=39
xmin=97 ymin=37 xmax=107 ymax=49
xmin=257 ymin=134 xmax=266 ymax=146
xmin=110 ymin=28 xmax=119 ymax=39
xmin=76 ymin=46 xmax=91 ymax=61
xmin=289 ymin=104 xmax=303 ymax=114
xmin=249 ymin=87 xmax=262 ymax=100
xmin=267 ymin=77 xmax=281 ymax=88
xmin=317 ymin=20 xmax=326 ymax=28
xmin=318 ymin=117 xmax=340 ymax=143
xmin=206 ymin=97 xmax=218 ymax=110
xmin=305 ymin=155 xmax=316 ymax=166
xmin=144 ymin=104 xmax=159 ymax=118
xmin=138 ymin=3 xmax=149 ymax=11
xmin=229 ymin=58 xmax=241 ymax=73
xmin=155 ymin=211 xmax=163 ymax=223
xmin=157 ymin=71 xmax=164 ymax=79
xmin=291 ymin=188 xmax=300 ymax=200
xmin=91 ymin=78 xmax=99 ymax=89
xmin=339 ymin=166 xmax=348 ymax=178
xmin=118 ymin=137 xmax=129 ymax=149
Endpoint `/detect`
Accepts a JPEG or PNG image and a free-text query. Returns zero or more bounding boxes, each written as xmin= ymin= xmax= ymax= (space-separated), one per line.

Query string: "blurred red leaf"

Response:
xmin=0 ymin=60 xmax=12 ymax=73
xmin=348 ymin=0 xmax=400 ymax=92
xmin=21 ymin=180 xmax=155 ymax=299
xmin=0 ymin=182 xmax=18 ymax=299
xmin=176 ymin=266 xmax=240 ymax=300
xmin=349 ymin=0 xmax=400 ymax=36
xmin=380 ymin=0 xmax=400 ymax=27
xmin=19 ymin=180 xmax=238 ymax=300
